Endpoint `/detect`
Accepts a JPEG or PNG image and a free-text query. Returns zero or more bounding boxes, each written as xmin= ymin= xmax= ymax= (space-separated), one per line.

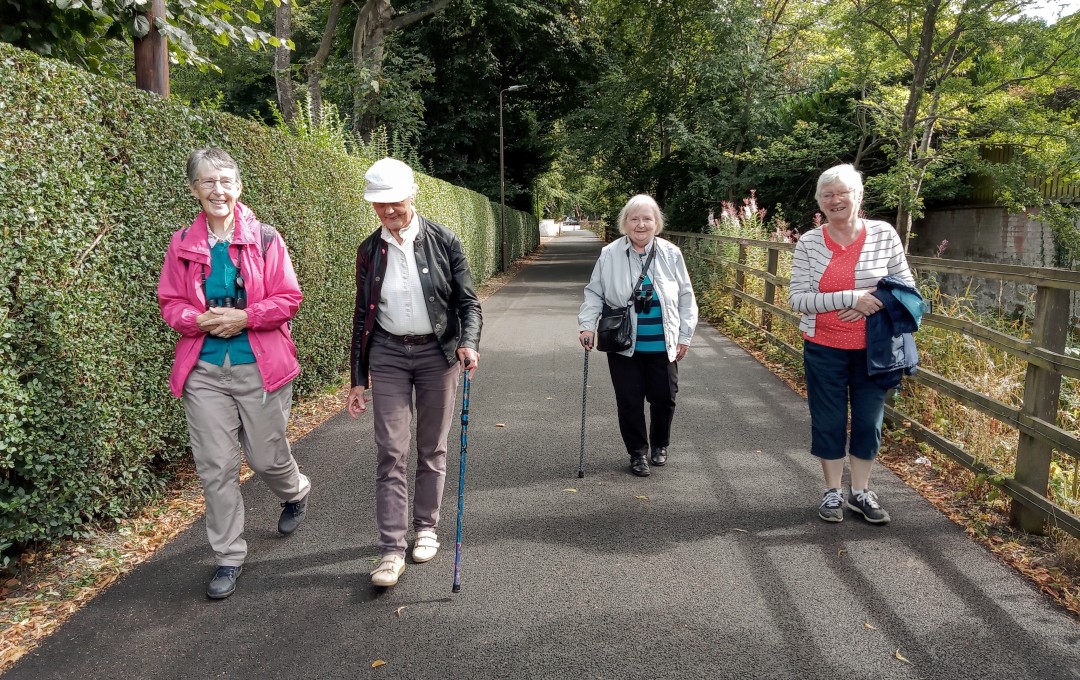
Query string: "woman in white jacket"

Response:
xmin=577 ymin=195 xmax=698 ymax=477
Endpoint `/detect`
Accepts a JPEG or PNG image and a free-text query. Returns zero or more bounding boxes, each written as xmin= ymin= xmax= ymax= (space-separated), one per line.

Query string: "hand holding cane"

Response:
xmin=452 ymin=360 xmax=471 ymax=594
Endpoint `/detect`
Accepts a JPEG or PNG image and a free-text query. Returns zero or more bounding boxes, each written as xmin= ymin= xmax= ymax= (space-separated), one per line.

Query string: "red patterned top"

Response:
xmin=803 ymin=226 xmax=867 ymax=349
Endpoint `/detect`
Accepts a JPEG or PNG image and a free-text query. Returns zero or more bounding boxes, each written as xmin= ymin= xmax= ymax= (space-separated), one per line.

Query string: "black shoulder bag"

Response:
xmin=595 ymin=246 xmax=657 ymax=353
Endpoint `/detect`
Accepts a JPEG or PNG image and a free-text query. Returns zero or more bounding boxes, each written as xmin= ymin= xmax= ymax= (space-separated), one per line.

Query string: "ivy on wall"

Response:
xmin=0 ymin=43 xmax=538 ymax=559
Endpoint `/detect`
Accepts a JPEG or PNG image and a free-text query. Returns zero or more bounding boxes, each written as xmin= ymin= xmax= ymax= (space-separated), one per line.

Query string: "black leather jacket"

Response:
xmin=350 ymin=216 xmax=482 ymax=388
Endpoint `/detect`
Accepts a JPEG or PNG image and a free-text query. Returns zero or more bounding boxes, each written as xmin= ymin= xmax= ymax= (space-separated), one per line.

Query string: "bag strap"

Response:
xmin=625 ymin=244 xmax=657 ymax=305
xmin=260 ymin=222 xmax=277 ymax=258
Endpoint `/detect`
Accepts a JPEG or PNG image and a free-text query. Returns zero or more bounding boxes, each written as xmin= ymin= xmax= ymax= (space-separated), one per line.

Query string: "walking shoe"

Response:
xmin=847 ymin=489 xmax=891 ymax=524
xmin=370 ymin=555 xmax=406 ymax=587
xmin=818 ymin=488 xmax=844 ymax=523
xmin=650 ymin=446 xmax=668 ymax=466
xmin=206 ymin=565 xmax=243 ymax=599
xmin=630 ymin=455 xmax=650 ymax=477
xmin=278 ymin=492 xmax=309 ymax=535
xmin=412 ymin=530 xmax=440 ymax=563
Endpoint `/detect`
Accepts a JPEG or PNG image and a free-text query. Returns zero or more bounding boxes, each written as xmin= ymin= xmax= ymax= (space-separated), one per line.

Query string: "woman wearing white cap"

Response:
xmin=348 ymin=157 xmax=482 ymax=587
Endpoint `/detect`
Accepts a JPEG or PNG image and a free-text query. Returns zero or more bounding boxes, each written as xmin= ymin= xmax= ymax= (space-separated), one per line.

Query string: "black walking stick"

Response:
xmin=452 ymin=362 xmax=471 ymax=594
xmin=578 ymin=341 xmax=590 ymax=478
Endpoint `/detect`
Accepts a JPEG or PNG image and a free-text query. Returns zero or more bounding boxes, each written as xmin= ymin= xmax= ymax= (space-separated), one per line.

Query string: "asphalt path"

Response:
xmin=8 ymin=230 xmax=1080 ymax=680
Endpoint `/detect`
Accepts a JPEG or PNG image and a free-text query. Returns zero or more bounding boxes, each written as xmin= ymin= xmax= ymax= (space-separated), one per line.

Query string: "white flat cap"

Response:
xmin=363 ymin=157 xmax=417 ymax=202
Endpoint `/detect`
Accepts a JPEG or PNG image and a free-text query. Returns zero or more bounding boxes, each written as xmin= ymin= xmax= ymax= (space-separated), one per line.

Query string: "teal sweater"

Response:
xmin=199 ymin=242 xmax=255 ymax=366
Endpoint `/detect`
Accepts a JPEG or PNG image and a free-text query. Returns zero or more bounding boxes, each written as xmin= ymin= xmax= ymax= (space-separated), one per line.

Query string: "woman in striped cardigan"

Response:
xmin=789 ymin=164 xmax=914 ymax=525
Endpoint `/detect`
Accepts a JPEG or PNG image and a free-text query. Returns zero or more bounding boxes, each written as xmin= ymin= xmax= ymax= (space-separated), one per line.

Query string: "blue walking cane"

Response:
xmin=578 ymin=340 xmax=590 ymax=478
xmin=452 ymin=361 xmax=471 ymax=594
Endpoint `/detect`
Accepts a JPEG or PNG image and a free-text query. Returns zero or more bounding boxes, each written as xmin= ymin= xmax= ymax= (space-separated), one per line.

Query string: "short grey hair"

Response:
xmin=815 ymin=163 xmax=863 ymax=203
xmin=186 ymin=148 xmax=241 ymax=185
xmin=617 ymin=194 xmax=665 ymax=235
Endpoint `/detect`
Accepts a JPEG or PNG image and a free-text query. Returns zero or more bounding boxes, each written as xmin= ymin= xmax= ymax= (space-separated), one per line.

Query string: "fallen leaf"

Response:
xmin=394 ymin=606 xmax=406 ymax=618
xmin=734 ymin=528 xmax=748 ymax=533
xmin=563 ymin=488 xmax=578 ymax=493
xmin=863 ymin=623 xmax=877 ymax=630
xmin=894 ymin=649 xmax=910 ymax=664
xmin=372 ymin=660 xmax=387 ymax=668
xmin=495 ymin=423 xmax=506 ymax=428
xmin=636 ymin=495 xmax=649 ymax=501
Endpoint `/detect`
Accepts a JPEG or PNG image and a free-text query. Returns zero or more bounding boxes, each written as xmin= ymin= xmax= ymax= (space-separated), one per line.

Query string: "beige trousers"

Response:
xmin=183 ymin=358 xmax=310 ymax=566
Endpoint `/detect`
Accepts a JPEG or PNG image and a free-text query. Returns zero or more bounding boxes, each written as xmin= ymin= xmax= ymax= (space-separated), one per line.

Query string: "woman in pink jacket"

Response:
xmin=157 ymin=148 xmax=311 ymax=600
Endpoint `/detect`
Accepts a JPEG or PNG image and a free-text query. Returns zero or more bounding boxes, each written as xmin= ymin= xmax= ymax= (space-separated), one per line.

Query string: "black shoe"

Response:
xmin=207 ymin=565 xmax=242 ymax=599
xmin=650 ymin=446 xmax=668 ymax=466
xmin=630 ymin=455 xmax=650 ymax=477
xmin=278 ymin=493 xmax=309 ymax=535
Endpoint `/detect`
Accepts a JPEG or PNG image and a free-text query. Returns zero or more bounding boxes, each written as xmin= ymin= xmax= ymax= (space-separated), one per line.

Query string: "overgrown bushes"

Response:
xmin=0 ymin=43 xmax=537 ymax=562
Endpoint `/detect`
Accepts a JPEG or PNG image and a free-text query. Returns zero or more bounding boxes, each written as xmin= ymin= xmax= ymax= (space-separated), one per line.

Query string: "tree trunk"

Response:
xmin=352 ymin=0 xmax=393 ymax=138
xmin=306 ymin=0 xmax=347 ymax=127
xmin=133 ymin=0 xmax=169 ymax=97
xmin=274 ymin=0 xmax=297 ymax=127
xmin=893 ymin=0 xmax=942 ymax=248
xmin=350 ymin=0 xmax=453 ymax=137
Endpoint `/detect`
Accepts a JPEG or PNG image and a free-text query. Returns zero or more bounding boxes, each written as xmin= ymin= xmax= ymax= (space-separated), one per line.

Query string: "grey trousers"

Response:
xmin=369 ymin=334 xmax=460 ymax=557
xmin=183 ymin=358 xmax=310 ymax=567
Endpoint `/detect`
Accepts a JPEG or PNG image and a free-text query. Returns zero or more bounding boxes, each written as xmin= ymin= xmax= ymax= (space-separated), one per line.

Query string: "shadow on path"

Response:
xmin=8 ymin=231 xmax=1079 ymax=680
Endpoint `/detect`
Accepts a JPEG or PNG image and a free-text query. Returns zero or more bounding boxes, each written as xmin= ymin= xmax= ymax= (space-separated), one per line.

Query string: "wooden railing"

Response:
xmin=667 ymin=230 xmax=1080 ymax=539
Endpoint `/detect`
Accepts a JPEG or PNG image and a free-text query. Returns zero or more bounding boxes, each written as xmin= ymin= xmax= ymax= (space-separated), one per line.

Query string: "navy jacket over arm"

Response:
xmin=866 ymin=275 xmax=925 ymax=389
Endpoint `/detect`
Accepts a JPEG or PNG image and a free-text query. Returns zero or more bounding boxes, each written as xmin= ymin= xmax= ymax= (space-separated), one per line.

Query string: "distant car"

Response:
xmin=563 ymin=216 xmax=580 ymax=225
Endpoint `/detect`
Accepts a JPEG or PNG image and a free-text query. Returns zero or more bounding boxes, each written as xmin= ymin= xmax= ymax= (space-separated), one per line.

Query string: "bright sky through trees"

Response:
xmin=1026 ymin=1 xmax=1079 ymax=22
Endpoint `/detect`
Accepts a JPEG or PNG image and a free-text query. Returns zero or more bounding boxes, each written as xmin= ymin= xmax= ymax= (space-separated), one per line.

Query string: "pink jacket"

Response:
xmin=157 ymin=203 xmax=303 ymax=398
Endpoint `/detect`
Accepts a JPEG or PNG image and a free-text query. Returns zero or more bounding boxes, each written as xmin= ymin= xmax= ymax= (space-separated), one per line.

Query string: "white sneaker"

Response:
xmin=370 ymin=555 xmax=405 ymax=587
xmin=412 ymin=530 xmax=440 ymax=563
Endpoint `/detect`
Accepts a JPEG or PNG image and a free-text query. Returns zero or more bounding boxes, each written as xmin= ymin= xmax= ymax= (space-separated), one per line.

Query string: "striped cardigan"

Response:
xmin=788 ymin=219 xmax=914 ymax=338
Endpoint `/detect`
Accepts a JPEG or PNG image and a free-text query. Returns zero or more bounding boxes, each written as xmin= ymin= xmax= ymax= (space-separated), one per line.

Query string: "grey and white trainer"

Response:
xmin=847 ymin=488 xmax=891 ymax=524
xmin=818 ymin=488 xmax=844 ymax=523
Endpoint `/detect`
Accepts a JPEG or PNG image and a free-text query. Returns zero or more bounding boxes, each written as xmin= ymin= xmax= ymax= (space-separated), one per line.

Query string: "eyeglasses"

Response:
xmin=822 ymin=190 xmax=853 ymax=200
xmin=195 ymin=178 xmax=238 ymax=191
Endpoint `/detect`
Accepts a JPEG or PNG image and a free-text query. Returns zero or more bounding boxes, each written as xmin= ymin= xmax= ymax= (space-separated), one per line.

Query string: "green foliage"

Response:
xmin=1 ymin=0 xmax=290 ymax=74
xmin=0 ymin=42 xmax=535 ymax=556
xmin=1040 ymin=202 xmax=1080 ymax=269
xmin=403 ymin=0 xmax=597 ymax=210
xmin=562 ymin=0 xmax=1079 ymax=243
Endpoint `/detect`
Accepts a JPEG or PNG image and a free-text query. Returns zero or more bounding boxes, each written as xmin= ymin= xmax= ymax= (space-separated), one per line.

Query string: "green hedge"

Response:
xmin=0 ymin=43 xmax=538 ymax=560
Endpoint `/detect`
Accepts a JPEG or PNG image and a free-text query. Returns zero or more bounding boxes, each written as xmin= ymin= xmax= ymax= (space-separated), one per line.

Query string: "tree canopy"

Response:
xmin=4 ymin=0 xmax=1078 ymax=255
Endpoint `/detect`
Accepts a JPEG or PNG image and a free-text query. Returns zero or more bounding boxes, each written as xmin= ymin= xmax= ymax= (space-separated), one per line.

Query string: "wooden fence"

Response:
xmin=667 ymin=230 xmax=1080 ymax=539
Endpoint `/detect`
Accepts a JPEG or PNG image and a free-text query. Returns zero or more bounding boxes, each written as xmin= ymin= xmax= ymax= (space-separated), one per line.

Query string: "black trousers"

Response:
xmin=606 ymin=351 xmax=679 ymax=457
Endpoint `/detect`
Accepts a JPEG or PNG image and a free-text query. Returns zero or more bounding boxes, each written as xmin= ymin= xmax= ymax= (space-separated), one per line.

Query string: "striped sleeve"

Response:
xmin=853 ymin=221 xmax=913 ymax=288
xmin=788 ymin=229 xmax=857 ymax=314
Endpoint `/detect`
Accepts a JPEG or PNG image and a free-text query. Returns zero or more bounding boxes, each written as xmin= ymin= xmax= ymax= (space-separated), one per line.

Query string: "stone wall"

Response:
xmin=911 ymin=206 xmax=1075 ymax=322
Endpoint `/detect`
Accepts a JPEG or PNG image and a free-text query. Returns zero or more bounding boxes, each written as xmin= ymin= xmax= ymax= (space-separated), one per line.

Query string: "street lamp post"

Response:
xmin=499 ymin=84 xmax=527 ymax=272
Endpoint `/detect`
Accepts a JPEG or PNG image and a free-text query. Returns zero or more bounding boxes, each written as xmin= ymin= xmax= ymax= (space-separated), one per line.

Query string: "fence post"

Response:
xmin=733 ymin=242 xmax=747 ymax=311
xmin=762 ymin=246 xmax=779 ymax=331
xmin=1010 ymin=284 xmax=1070 ymax=533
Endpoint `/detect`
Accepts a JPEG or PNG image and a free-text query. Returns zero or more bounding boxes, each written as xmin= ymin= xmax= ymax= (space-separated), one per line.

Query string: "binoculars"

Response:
xmin=207 ymin=294 xmax=245 ymax=310
xmin=204 ymin=271 xmax=246 ymax=309
xmin=634 ymin=289 xmax=654 ymax=314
